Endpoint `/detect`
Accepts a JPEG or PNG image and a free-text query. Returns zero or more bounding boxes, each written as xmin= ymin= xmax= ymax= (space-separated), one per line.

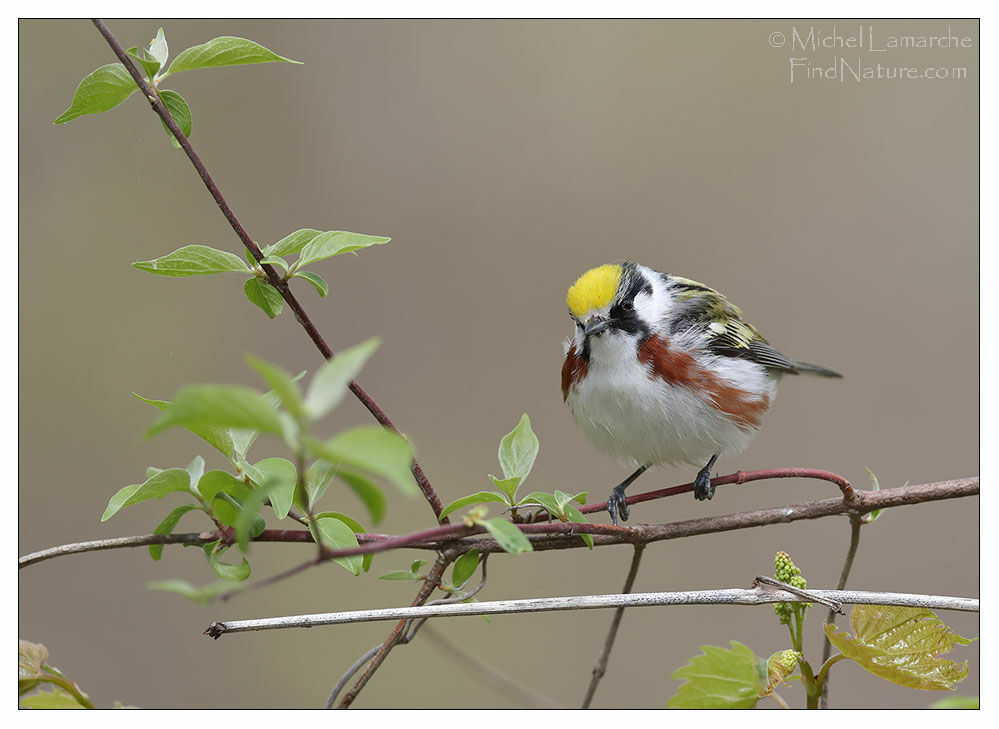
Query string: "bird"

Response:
xmin=561 ymin=262 xmax=841 ymax=525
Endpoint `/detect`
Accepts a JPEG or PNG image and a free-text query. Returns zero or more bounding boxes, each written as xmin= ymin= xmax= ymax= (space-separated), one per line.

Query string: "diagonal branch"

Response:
xmin=89 ymin=18 xmax=445 ymax=522
xmin=581 ymin=544 xmax=645 ymax=708
xmin=336 ymin=553 xmax=454 ymax=708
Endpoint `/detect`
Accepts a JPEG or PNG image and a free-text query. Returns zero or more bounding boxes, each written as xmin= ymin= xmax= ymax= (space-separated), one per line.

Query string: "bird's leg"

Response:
xmin=607 ymin=465 xmax=649 ymax=525
xmin=693 ymin=454 xmax=719 ymax=501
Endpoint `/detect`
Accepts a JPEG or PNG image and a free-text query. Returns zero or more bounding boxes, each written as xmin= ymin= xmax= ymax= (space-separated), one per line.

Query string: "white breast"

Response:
xmin=566 ymin=330 xmax=773 ymax=468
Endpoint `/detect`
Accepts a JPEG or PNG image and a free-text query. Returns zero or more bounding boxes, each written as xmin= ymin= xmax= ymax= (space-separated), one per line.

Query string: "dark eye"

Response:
xmin=621 ymin=300 xmax=634 ymax=312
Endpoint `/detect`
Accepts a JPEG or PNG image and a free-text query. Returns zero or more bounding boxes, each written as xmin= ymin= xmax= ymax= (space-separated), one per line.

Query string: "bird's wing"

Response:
xmin=665 ymin=275 xmax=800 ymax=374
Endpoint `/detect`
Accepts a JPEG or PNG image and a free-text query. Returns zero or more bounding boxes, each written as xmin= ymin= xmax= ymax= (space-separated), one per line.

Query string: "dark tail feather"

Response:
xmin=791 ymin=360 xmax=842 ymax=378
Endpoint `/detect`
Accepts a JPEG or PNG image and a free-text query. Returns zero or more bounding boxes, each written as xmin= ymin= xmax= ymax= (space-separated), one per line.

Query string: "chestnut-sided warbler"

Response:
xmin=561 ymin=262 xmax=841 ymax=525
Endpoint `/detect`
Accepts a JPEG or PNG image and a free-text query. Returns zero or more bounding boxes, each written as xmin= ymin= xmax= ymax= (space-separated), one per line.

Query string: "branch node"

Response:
xmin=204 ymin=621 xmax=227 ymax=640
xmin=754 ymin=575 xmax=845 ymax=614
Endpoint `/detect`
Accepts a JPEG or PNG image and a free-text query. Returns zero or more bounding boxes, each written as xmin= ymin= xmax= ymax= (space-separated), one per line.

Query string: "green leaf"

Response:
xmin=197 ymin=470 xmax=248 ymax=502
xmin=258 ymin=255 xmax=289 ymax=272
xmin=307 ymin=427 xmax=417 ymax=496
xmin=666 ymin=641 xmax=764 ymax=709
xmin=864 ymin=468 xmax=885 ymax=523
xmin=163 ymin=36 xmax=301 ymax=78
xmin=126 ymin=47 xmax=160 ymax=81
xmin=563 ymin=503 xmax=594 ymax=549
xmin=314 ymin=511 xmax=372 ymax=572
xmin=146 ymin=385 xmax=284 ymax=439
xmin=148 ymin=27 xmax=169 ymax=67
xmin=488 ymin=475 xmax=521 ymax=501
xmin=379 ymin=570 xmax=421 ymax=581
xmin=230 ymin=428 xmax=258 ymax=460
xmin=304 ymin=338 xmax=380 ymax=420
xmin=310 ymin=516 xmax=362 ymax=575
xmin=212 ymin=493 xmax=262 ymax=532
xmin=480 ymin=518 xmax=532 ymax=554
xmin=20 ymin=687 xmax=87 ymax=710
xmin=54 ymin=63 xmax=137 ymax=124
xmin=518 ymin=491 xmax=560 ymax=517
xmin=264 ymin=228 xmax=321 ymax=257
xmin=451 ymin=548 xmax=480 ymax=588
xmin=553 ymin=490 xmax=575 ymax=510
xmin=339 ymin=470 xmax=386 ymax=525
xmin=149 ymin=505 xmax=200 ymax=560
xmin=232 ymin=482 xmax=275 ymax=552
xmin=207 ymin=544 xmax=251 ymax=582
xmin=824 ymin=605 xmax=973 ymax=690
xmin=133 ymin=244 xmax=250 ymax=276
xmin=296 ymin=231 xmax=390 ymax=268
xmin=133 ymin=393 xmax=236 ymax=461
xmin=157 ymin=89 xmax=192 ymax=148
xmin=18 ymin=640 xmax=47 ymax=693
xmin=929 ymin=695 xmax=979 ymax=709
xmin=292 ymin=270 xmax=329 ymax=298
xmin=314 ymin=511 xmax=366 ymax=534
xmin=498 ymin=414 xmax=539 ymax=482
xmin=246 ymin=355 xmax=305 ymax=420
xmin=439 ymin=491 xmax=509 ymax=519
xmin=102 ymin=468 xmax=190 ymax=521
xmin=300 ymin=459 xmax=337 ymax=511
xmin=185 ymin=455 xmax=205 ymax=488
xmin=251 ymin=457 xmax=297 ymax=520
xmin=244 ymin=277 xmax=283 ymax=318
xmin=147 ymin=579 xmax=239 ymax=604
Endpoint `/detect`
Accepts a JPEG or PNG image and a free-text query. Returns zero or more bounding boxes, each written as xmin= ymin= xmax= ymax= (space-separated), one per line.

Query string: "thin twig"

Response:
xmin=542 ymin=467 xmax=857 ymax=522
xmin=204 ymin=587 xmax=979 ymax=636
xmin=18 ymin=531 xmax=218 ymax=567
xmin=581 ymin=544 xmax=646 ymax=708
xmin=323 ymin=554 xmax=491 ymax=708
xmin=820 ymin=514 xmax=863 ymax=709
xmin=89 ymin=18 xmax=446 ymax=523
xmin=754 ymin=575 xmax=844 ymax=613
xmin=336 ymin=554 xmax=454 ymax=708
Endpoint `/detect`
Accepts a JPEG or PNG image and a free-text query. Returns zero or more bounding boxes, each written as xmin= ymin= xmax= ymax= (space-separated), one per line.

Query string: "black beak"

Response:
xmin=583 ymin=317 xmax=610 ymax=337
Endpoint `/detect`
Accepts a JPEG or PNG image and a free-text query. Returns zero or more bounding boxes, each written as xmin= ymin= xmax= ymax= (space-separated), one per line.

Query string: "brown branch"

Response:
xmin=421 ymin=476 xmax=978 ymax=555
xmin=89 ymin=18 xmax=445 ymax=523
xmin=581 ymin=544 xmax=645 ymax=708
xmin=19 ymin=475 xmax=979 ymax=570
xmin=324 ymin=554 xmax=492 ymax=708
xmin=336 ymin=553 xmax=454 ymax=708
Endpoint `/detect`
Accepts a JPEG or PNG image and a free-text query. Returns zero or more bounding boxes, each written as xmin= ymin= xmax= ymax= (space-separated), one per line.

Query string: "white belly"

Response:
xmin=566 ymin=332 xmax=771 ymax=468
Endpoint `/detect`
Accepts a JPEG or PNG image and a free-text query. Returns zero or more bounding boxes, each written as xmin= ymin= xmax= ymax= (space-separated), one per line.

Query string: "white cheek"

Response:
xmin=632 ymin=278 xmax=673 ymax=331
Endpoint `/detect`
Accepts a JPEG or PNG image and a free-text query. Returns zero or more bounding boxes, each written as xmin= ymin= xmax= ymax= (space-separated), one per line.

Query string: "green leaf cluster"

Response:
xmin=440 ymin=414 xmax=592 ymax=550
xmin=104 ymin=342 xmax=415 ymax=593
xmin=55 ymin=27 xmax=300 ymax=153
xmin=132 ymin=228 xmax=390 ymax=318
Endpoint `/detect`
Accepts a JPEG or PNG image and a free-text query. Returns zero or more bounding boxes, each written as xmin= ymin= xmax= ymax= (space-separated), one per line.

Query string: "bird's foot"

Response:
xmin=608 ymin=485 xmax=630 ymax=525
xmin=693 ymin=458 xmax=717 ymax=501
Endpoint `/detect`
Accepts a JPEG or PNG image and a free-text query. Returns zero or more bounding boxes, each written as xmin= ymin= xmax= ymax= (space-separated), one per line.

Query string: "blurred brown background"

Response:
xmin=19 ymin=19 xmax=978 ymax=709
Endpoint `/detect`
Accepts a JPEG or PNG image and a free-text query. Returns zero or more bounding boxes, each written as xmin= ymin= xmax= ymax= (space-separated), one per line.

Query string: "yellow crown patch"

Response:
xmin=566 ymin=264 xmax=622 ymax=319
